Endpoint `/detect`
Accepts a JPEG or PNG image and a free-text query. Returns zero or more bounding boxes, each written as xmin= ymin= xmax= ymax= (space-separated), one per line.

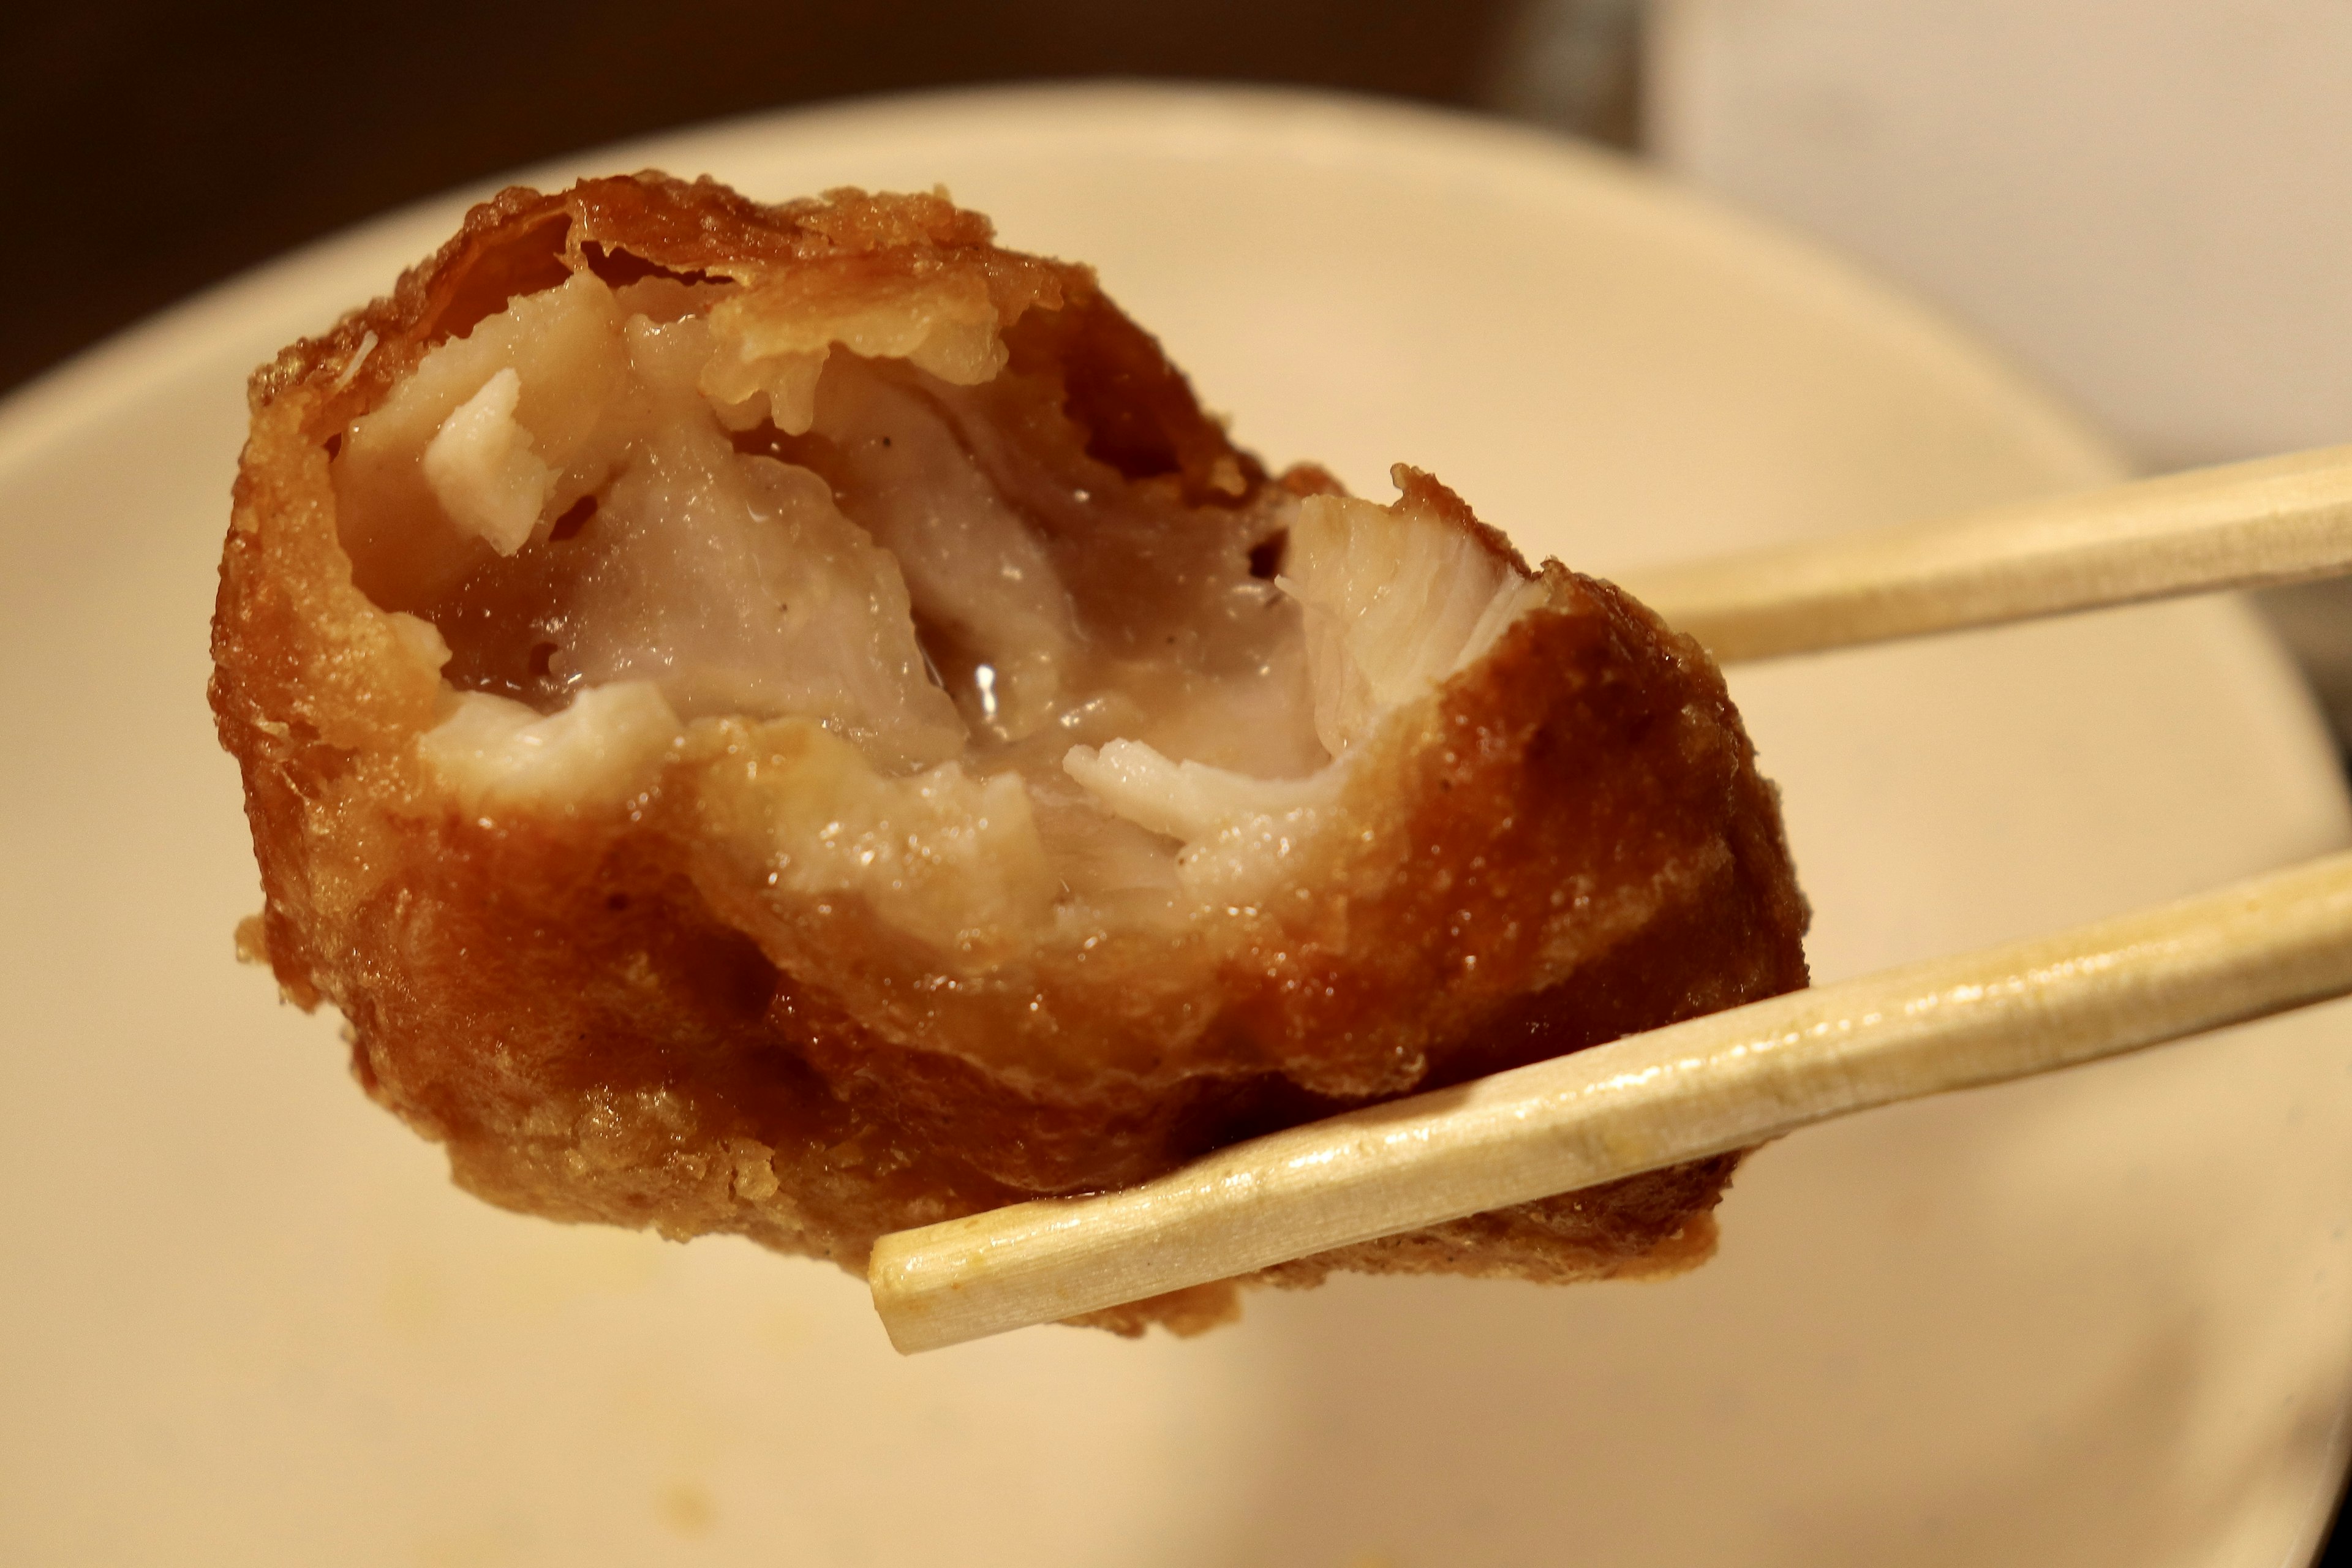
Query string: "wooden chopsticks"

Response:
xmin=865 ymin=445 xmax=2352 ymax=1354
xmin=1620 ymin=444 xmax=2352 ymax=662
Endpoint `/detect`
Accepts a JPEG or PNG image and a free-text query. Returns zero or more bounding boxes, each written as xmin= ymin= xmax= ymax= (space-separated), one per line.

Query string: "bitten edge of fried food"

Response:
xmin=210 ymin=172 xmax=1811 ymax=1336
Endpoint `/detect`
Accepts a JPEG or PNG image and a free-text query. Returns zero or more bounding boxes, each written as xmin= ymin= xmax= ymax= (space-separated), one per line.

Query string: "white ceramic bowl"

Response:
xmin=4 ymin=85 xmax=2348 ymax=1566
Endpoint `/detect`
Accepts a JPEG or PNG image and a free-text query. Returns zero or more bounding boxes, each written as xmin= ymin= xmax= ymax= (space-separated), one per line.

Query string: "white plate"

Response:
xmin=4 ymin=85 xmax=2348 ymax=1567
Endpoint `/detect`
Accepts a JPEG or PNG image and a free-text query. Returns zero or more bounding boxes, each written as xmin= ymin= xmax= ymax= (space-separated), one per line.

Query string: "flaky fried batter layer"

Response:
xmin=211 ymin=174 xmax=1807 ymax=1334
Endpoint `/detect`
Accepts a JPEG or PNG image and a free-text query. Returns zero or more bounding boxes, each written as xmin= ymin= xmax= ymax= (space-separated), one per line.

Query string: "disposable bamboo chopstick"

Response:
xmin=868 ymin=851 xmax=2352 ymax=1354
xmin=1617 ymin=445 xmax=2352 ymax=662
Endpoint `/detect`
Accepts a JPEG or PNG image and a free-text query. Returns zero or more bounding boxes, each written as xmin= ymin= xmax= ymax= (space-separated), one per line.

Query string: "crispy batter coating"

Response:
xmin=211 ymin=174 xmax=1808 ymax=1334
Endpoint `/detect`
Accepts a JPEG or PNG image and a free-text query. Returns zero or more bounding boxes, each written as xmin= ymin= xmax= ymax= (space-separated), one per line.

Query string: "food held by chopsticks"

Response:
xmin=210 ymin=173 xmax=1808 ymax=1333
xmin=872 ymin=850 xmax=2352 ymax=1351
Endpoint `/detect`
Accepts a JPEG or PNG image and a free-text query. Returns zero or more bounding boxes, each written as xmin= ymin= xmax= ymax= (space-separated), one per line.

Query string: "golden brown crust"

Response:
xmin=213 ymin=174 xmax=1809 ymax=1332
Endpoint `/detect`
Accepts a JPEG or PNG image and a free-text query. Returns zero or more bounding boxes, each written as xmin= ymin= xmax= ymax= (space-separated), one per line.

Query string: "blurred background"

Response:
xmin=0 ymin=0 xmax=1611 ymax=398
xmin=6 ymin=1 xmax=2349 ymax=1548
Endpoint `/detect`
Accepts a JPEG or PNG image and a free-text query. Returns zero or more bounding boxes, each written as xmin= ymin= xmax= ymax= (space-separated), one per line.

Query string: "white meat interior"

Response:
xmin=333 ymin=266 xmax=1540 ymax=935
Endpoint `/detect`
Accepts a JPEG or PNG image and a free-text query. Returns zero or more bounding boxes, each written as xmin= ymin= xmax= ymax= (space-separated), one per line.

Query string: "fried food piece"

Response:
xmin=211 ymin=174 xmax=1808 ymax=1333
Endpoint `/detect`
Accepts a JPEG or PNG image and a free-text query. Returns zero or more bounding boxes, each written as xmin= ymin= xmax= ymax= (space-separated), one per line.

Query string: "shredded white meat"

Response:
xmin=420 ymin=682 xmax=683 ymax=811
xmin=1280 ymin=493 xmax=1549 ymax=757
xmin=423 ymin=368 xmax=551 ymax=555
xmin=335 ymin=262 xmax=1548 ymax=941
